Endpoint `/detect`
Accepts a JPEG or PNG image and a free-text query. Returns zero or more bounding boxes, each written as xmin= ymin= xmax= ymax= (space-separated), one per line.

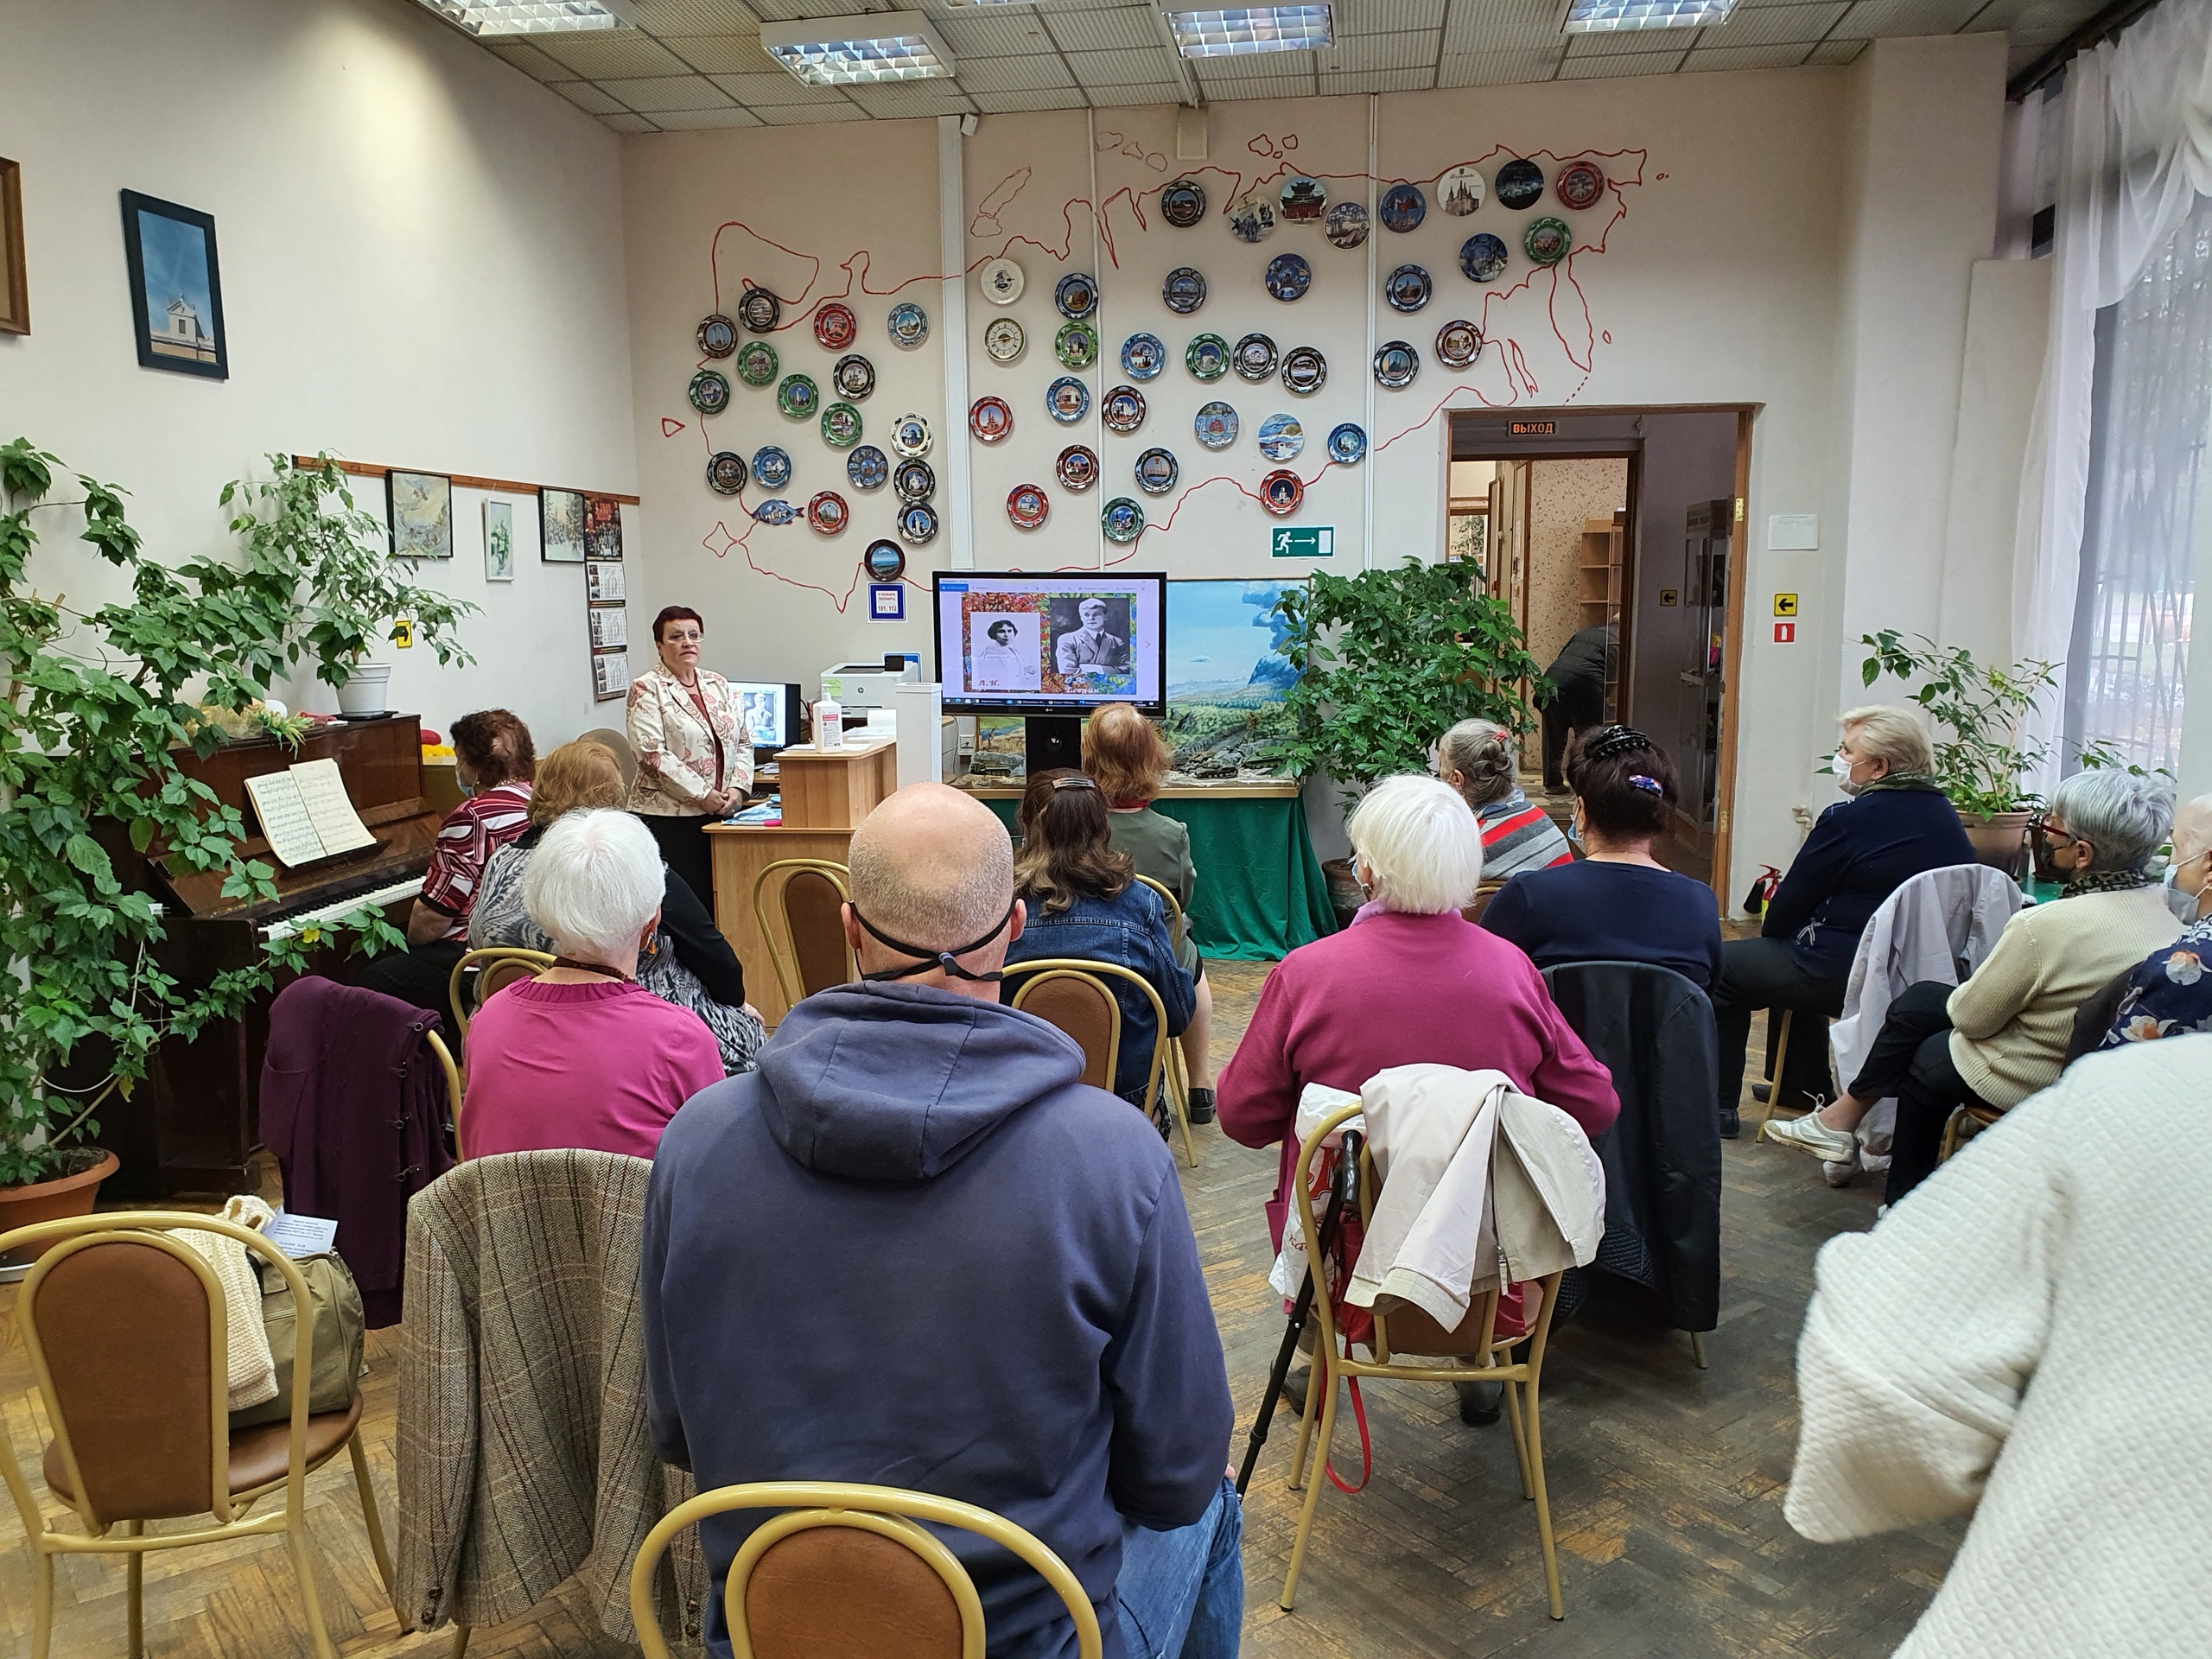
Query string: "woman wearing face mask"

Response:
xmin=626 ymin=605 xmax=752 ymax=908
xmin=1707 ymin=706 xmax=1974 ymax=1138
xmin=2092 ymin=791 xmax=2212 ymax=1046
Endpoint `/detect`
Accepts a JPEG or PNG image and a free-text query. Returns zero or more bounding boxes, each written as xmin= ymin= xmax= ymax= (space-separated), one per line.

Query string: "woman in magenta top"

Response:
xmin=461 ymin=809 xmax=723 ymax=1160
xmin=1219 ymin=774 xmax=1619 ymax=1249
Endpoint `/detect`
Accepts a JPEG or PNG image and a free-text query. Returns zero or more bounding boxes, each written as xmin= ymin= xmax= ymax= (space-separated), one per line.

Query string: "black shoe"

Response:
xmin=1272 ymin=1363 xmax=1310 ymax=1422
xmin=1455 ymin=1380 xmax=1501 ymax=1427
xmin=1186 ymin=1087 xmax=1216 ymax=1125
xmin=1719 ymin=1106 xmax=1741 ymax=1141
xmin=1751 ymin=1081 xmax=1773 ymax=1104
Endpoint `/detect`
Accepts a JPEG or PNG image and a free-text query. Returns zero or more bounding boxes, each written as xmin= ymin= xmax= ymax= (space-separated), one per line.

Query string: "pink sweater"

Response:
xmin=1218 ymin=909 xmax=1620 ymax=1246
xmin=461 ymin=978 xmax=724 ymax=1161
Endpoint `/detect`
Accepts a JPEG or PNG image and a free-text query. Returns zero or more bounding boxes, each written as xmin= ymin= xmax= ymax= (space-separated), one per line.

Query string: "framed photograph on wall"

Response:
xmin=540 ymin=487 xmax=587 ymax=563
xmin=1 ymin=158 xmax=27 ymax=336
xmin=119 ymin=190 xmax=226 ymax=378
xmin=584 ymin=495 xmax=623 ymax=560
xmin=586 ymin=561 xmax=625 ymax=602
xmin=483 ymin=499 xmax=515 ymax=581
xmin=388 ymin=470 xmax=454 ymax=561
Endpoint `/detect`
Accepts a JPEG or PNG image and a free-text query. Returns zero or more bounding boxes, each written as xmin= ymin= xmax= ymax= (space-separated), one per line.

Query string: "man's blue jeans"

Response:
xmin=1115 ymin=1478 xmax=1243 ymax=1658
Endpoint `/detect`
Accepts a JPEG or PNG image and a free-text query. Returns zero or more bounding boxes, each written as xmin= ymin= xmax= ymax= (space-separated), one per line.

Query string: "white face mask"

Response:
xmin=2166 ymin=855 xmax=2210 ymax=925
xmin=1834 ymin=753 xmax=1866 ymax=797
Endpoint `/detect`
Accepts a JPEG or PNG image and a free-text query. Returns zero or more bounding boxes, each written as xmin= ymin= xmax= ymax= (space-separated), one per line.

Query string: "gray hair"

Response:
xmin=848 ymin=785 xmax=1014 ymax=951
xmin=1348 ymin=774 xmax=1484 ymax=915
xmin=523 ymin=809 xmax=664 ymax=963
xmin=2050 ymin=769 xmax=2175 ymax=874
xmin=1435 ymin=719 xmax=1516 ymax=810
xmin=1839 ymin=704 xmax=1936 ymax=778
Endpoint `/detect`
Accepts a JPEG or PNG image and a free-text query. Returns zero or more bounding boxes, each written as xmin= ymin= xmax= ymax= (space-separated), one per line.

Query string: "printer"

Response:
xmin=820 ymin=655 xmax=920 ymax=717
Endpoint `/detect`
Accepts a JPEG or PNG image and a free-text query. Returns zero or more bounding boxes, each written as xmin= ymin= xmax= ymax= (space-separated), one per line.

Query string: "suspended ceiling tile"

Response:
xmin=937 ymin=10 xmax=1062 ymax=54
xmin=653 ymin=35 xmax=779 ymax=74
xmin=1804 ymin=35 xmax=1868 ymax=59
xmin=1442 ymin=0 xmax=1566 ymax=52
xmin=1319 ymin=65 xmax=1439 ymax=91
xmin=595 ymin=73 xmax=741 ymax=111
xmin=599 ymin=111 xmax=664 ymax=131
xmin=753 ymin=101 xmax=874 ymax=123
xmin=1707 ymin=2 xmax=1849 ymax=42
xmin=1435 ymin=46 xmax=1566 ymax=83
xmin=482 ymin=37 xmax=569 ymax=76
xmin=710 ymin=71 xmax=860 ymax=105
xmin=1045 ymin=7 xmax=1166 ymax=50
xmin=842 ymin=79 xmax=978 ymax=115
xmin=534 ymin=32 xmax=693 ymax=77
xmin=743 ymin=0 xmax=843 ymax=17
xmin=971 ymin=86 xmax=1094 ymax=110
xmin=955 ymin=54 xmax=1080 ymax=90
xmin=1967 ymin=0 xmax=2094 ymax=28
xmin=616 ymin=0 xmax=762 ymax=29
xmin=2006 ymin=25 xmax=2070 ymax=45
xmin=1066 ymin=47 xmax=1177 ymax=85
xmin=1556 ymin=48 xmax=1689 ymax=74
xmin=1683 ymin=41 xmax=1818 ymax=67
xmin=1318 ymin=29 xmax=1436 ymax=70
xmin=649 ymin=105 xmax=769 ymax=127
xmin=1334 ymin=0 xmax=1450 ymax=32
xmin=1085 ymin=83 xmax=1186 ymax=105
xmin=1830 ymin=0 xmax=1987 ymax=36
xmin=1196 ymin=70 xmax=1322 ymax=99
xmin=1564 ymin=25 xmax=1694 ymax=52
xmin=549 ymin=79 xmax=632 ymax=113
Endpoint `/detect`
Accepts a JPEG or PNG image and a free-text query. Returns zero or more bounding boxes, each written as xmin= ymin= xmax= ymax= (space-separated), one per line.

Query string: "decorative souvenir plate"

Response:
xmin=1495 ymin=158 xmax=1544 ymax=210
xmin=1055 ymin=321 xmax=1099 ymax=371
xmin=1102 ymin=385 xmax=1147 ymax=435
xmin=1384 ymin=264 xmax=1433 ymax=314
xmin=894 ymin=458 xmax=936 ymax=503
xmin=1260 ymin=469 xmax=1304 ymax=517
xmin=1162 ymin=267 xmax=1207 ymax=315
xmin=1233 ymin=333 xmax=1279 ymax=382
xmin=889 ymin=413 xmax=932 ymax=459
xmin=1122 ymin=332 xmax=1167 ymax=380
xmin=887 ymin=302 xmax=929 ymax=348
xmin=979 ymin=257 xmax=1024 ymax=306
xmin=1434 ymin=319 xmax=1483 ymax=368
xmin=847 ymin=445 xmax=889 ymax=491
xmin=1256 ymin=413 xmax=1305 ymax=462
xmin=1459 ymin=232 xmax=1510 ymax=283
xmin=1265 ymin=252 xmax=1313 ymax=302
xmin=1524 ymin=217 xmax=1572 ymax=265
xmin=821 ymin=402 xmax=862 ymax=448
xmin=814 ymin=302 xmax=857 ymax=351
xmin=1280 ymin=175 xmax=1326 ymax=221
xmin=1373 ymin=340 xmax=1420 ymax=390
xmin=1134 ymin=448 xmax=1179 ymax=495
xmin=984 ymin=317 xmax=1026 ymax=364
xmin=1228 ymin=190 xmax=1277 ymax=245
xmin=1379 ymin=182 xmax=1427 ymax=233
xmin=969 ymin=395 xmax=1014 ymax=444
xmin=738 ymin=287 xmax=781 ymax=333
xmin=806 ymin=490 xmax=849 ymax=535
xmin=1161 ymin=178 xmax=1207 ymax=228
xmin=734 ymin=340 xmax=778 ymax=386
xmin=899 ymin=501 xmax=940 ymax=546
xmin=1325 ymin=201 xmax=1370 ymax=250
xmin=752 ymin=445 xmax=793 ymax=489
xmin=1101 ymin=497 xmax=1145 ymax=544
xmin=1007 ymin=483 xmax=1050 ymax=530
xmin=752 ymin=499 xmax=795 ymax=525
xmin=833 ymin=353 xmax=876 ymax=400
xmin=1554 ymin=161 xmax=1605 ymax=213
xmin=1186 ymin=334 xmax=1230 ymax=381
xmin=1055 ymin=271 xmax=1099 ymax=321
xmin=689 ymin=370 xmax=732 ymax=416
xmin=1046 ymin=376 xmax=1091 ymax=424
xmin=706 ymin=451 xmax=747 ymax=495
xmin=865 ymin=539 xmax=906 ymax=582
xmin=1327 ymin=423 xmax=1367 ymax=465
xmin=696 ymin=314 xmax=737 ymax=357
xmin=777 ymin=374 xmax=819 ymax=419
xmin=1438 ymin=166 xmax=1485 ymax=217
xmin=1056 ymin=444 xmax=1100 ymax=492
xmin=1281 ymin=346 xmax=1326 ymax=396
xmin=1193 ymin=401 xmax=1239 ymax=450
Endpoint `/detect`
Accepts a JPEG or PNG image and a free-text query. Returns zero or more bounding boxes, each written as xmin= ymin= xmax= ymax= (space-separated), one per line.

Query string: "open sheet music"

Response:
xmin=243 ymin=758 xmax=378 ymax=868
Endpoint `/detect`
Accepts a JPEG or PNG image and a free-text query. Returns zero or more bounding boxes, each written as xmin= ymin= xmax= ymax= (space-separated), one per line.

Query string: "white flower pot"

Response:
xmin=333 ymin=663 xmax=391 ymax=718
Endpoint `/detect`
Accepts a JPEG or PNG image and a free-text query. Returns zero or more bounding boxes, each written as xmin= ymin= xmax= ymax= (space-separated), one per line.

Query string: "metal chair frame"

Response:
xmin=1939 ymin=1100 xmax=2005 ymax=1163
xmin=1132 ymin=874 xmax=1199 ymax=1129
xmin=627 ymin=1481 xmax=1102 ymax=1659
xmin=427 ymin=1027 xmax=466 ymax=1158
xmin=1007 ymin=958 xmax=1192 ymax=1166
xmin=750 ymin=858 xmax=857 ymax=1011
xmin=445 ymin=946 xmax=556 ymax=1038
xmin=0 ymin=1212 xmax=394 ymax=1659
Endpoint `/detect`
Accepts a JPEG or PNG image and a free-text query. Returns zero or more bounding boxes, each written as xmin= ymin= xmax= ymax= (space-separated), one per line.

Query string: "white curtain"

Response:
xmin=2012 ymin=0 xmax=2212 ymax=791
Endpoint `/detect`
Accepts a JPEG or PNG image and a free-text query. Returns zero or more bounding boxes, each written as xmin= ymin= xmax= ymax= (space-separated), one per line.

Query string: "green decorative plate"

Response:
xmin=821 ymin=402 xmax=862 ymax=448
xmin=687 ymin=370 xmax=731 ymax=416
xmin=1102 ymin=496 xmax=1145 ymax=543
xmin=1185 ymin=333 xmax=1230 ymax=382
xmin=1055 ymin=321 xmax=1099 ymax=372
xmin=778 ymin=373 xmax=820 ymax=420
xmin=1523 ymin=216 xmax=1572 ymax=267
xmin=734 ymin=340 xmax=778 ymax=387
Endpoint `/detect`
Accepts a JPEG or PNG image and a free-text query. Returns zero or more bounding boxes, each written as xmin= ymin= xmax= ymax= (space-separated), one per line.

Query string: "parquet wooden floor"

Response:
xmin=0 ymin=958 xmax=1959 ymax=1656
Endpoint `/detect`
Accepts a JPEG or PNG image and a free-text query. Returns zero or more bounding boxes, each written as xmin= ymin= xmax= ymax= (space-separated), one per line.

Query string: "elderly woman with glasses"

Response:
xmin=1767 ymin=769 xmax=2182 ymax=1206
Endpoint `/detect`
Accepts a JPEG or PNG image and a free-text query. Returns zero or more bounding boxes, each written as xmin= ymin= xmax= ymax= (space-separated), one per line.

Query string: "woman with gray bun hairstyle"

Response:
xmin=1435 ymin=718 xmax=1573 ymax=882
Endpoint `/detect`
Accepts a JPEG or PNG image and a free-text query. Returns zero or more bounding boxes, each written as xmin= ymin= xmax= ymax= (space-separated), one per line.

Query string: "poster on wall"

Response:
xmin=588 ymin=605 xmax=627 ymax=650
xmin=1164 ymin=579 xmax=1300 ymax=779
xmin=586 ymin=561 xmax=625 ymax=601
xmin=540 ymin=488 xmax=587 ymax=563
xmin=119 ymin=189 xmax=226 ymax=378
xmin=388 ymin=471 xmax=454 ymax=561
xmin=585 ymin=496 xmax=623 ymax=560
xmin=483 ymin=500 xmax=515 ymax=581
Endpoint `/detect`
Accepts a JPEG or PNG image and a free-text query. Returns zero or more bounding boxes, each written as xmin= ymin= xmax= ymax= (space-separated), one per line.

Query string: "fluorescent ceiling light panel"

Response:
xmin=1165 ymin=5 xmax=1334 ymax=56
xmin=760 ymin=12 xmax=956 ymax=83
xmin=415 ymin=0 xmax=623 ymax=35
xmin=1562 ymin=0 xmax=1736 ymax=31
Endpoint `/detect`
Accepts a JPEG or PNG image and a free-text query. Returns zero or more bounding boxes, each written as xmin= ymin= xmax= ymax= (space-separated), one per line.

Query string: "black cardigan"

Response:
xmin=1762 ymin=785 xmax=1976 ymax=980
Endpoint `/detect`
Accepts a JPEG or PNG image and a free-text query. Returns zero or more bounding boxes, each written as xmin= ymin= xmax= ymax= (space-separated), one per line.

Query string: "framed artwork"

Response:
xmin=1163 ymin=579 xmax=1300 ymax=777
xmin=119 ymin=190 xmax=225 ymax=378
xmin=592 ymin=651 xmax=630 ymax=702
xmin=388 ymin=470 xmax=454 ymax=561
xmin=588 ymin=605 xmax=628 ymax=649
xmin=585 ymin=495 xmax=623 ymax=560
xmin=540 ymin=487 xmax=587 ymax=563
xmin=586 ymin=561 xmax=625 ymax=601
xmin=1 ymin=158 xmax=26 ymax=336
xmin=483 ymin=500 xmax=515 ymax=581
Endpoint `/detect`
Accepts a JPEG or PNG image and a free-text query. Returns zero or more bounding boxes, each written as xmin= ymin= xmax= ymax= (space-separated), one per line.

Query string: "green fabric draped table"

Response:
xmin=963 ymin=779 xmax=1338 ymax=963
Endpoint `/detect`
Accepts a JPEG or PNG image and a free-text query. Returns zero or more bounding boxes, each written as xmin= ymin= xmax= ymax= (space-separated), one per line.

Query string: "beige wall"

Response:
xmin=1525 ymin=459 xmax=1626 ymax=675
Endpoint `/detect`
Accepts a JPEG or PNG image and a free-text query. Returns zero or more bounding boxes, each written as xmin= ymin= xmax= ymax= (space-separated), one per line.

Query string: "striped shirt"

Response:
xmin=1477 ymin=790 xmax=1573 ymax=883
xmin=419 ymin=784 xmax=534 ymax=939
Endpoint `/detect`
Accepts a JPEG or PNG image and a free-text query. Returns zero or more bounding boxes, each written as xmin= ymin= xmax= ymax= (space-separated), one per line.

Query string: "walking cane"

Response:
xmin=1236 ymin=1130 xmax=1360 ymax=1496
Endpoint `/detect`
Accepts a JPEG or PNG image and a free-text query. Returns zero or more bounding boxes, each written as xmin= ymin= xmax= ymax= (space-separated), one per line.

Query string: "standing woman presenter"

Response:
xmin=626 ymin=604 xmax=750 ymax=907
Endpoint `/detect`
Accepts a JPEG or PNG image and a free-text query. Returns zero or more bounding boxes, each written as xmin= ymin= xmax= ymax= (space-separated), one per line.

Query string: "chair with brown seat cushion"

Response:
xmin=753 ymin=860 xmax=858 ymax=1011
xmin=627 ymin=1481 xmax=1103 ymax=1659
xmin=1006 ymin=958 xmax=1192 ymax=1166
xmin=0 ymin=1212 xmax=394 ymax=1659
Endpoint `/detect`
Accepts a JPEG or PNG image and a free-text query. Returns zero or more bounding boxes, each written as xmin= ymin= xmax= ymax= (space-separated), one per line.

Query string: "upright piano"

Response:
xmin=99 ymin=714 xmax=443 ymax=1197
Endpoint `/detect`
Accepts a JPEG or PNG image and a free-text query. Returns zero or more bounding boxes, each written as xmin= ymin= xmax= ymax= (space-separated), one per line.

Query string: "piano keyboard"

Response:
xmin=261 ymin=877 xmax=423 ymax=943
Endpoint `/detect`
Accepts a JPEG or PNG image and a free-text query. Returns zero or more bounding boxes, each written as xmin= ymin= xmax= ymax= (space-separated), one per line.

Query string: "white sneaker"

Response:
xmin=1819 ymin=1154 xmax=1859 ymax=1189
xmin=1762 ymin=1109 xmax=1859 ymax=1164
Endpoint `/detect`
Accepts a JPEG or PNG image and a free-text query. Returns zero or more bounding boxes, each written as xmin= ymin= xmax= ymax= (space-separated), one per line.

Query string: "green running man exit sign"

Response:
xmin=1272 ymin=525 xmax=1333 ymax=558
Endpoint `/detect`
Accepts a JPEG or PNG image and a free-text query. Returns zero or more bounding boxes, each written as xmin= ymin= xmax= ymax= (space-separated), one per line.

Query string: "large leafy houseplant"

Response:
xmin=1857 ymin=631 xmax=2058 ymax=817
xmin=1276 ymin=559 xmax=1550 ymax=805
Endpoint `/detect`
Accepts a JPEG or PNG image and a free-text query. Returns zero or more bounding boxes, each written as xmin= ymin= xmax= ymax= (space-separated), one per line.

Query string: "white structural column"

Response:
xmin=938 ymin=115 xmax=975 ymax=569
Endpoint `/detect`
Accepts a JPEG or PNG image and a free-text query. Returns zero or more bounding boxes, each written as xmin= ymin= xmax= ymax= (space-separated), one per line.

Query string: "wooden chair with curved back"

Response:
xmin=629 ymin=1481 xmax=1102 ymax=1659
xmin=426 ymin=1027 xmax=467 ymax=1158
xmin=752 ymin=858 xmax=858 ymax=1011
xmin=576 ymin=726 xmax=639 ymax=792
xmin=445 ymin=946 xmax=556 ymax=1039
xmin=1939 ymin=1100 xmax=2005 ymax=1164
xmin=1006 ymin=958 xmax=1193 ymax=1168
xmin=1462 ymin=880 xmax=1508 ymax=925
xmin=0 ymin=1211 xmax=394 ymax=1659
xmin=1132 ymin=874 xmax=1199 ymax=1128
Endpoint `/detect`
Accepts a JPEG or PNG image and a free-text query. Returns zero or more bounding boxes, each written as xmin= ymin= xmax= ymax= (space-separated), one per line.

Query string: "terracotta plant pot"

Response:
xmin=1959 ymin=810 xmax=2034 ymax=880
xmin=1322 ymin=856 xmax=1364 ymax=932
xmin=0 ymin=1149 xmax=121 ymax=1270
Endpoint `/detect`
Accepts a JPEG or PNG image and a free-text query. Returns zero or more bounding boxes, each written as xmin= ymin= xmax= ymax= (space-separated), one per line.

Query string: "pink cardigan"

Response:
xmin=1218 ymin=909 xmax=1620 ymax=1247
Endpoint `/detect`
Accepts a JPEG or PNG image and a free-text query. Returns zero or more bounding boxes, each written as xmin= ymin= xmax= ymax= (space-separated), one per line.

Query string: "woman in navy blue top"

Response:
xmin=1481 ymin=727 xmax=1725 ymax=990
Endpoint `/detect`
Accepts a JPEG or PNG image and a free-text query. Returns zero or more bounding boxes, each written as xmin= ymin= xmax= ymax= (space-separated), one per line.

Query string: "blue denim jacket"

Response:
xmin=1003 ymin=883 xmax=1197 ymax=1105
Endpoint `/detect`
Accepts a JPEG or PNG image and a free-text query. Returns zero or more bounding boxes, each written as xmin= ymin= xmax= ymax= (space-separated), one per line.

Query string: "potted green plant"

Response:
xmin=1856 ymin=631 xmax=2059 ymax=874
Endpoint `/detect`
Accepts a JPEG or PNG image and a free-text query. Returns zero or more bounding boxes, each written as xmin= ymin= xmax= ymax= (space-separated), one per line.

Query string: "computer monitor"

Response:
xmin=933 ymin=572 xmax=1168 ymax=718
xmin=728 ymin=681 xmax=801 ymax=751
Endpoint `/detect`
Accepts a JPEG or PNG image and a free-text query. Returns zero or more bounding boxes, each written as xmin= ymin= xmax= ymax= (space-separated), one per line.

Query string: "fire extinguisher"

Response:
xmin=1742 ymin=864 xmax=1782 ymax=916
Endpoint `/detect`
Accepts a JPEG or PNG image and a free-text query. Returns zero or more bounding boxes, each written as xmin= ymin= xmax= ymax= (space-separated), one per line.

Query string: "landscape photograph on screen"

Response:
xmin=1162 ymin=579 xmax=1299 ymax=779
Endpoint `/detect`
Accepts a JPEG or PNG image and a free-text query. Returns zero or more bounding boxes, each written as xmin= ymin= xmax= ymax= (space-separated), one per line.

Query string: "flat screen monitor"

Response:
xmin=728 ymin=680 xmax=801 ymax=750
xmin=934 ymin=572 xmax=1168 ymax=717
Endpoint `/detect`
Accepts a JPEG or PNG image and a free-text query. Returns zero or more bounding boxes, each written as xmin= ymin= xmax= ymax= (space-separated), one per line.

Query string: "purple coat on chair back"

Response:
xmin=259 ymin=977 xmax=454 ymax=1326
